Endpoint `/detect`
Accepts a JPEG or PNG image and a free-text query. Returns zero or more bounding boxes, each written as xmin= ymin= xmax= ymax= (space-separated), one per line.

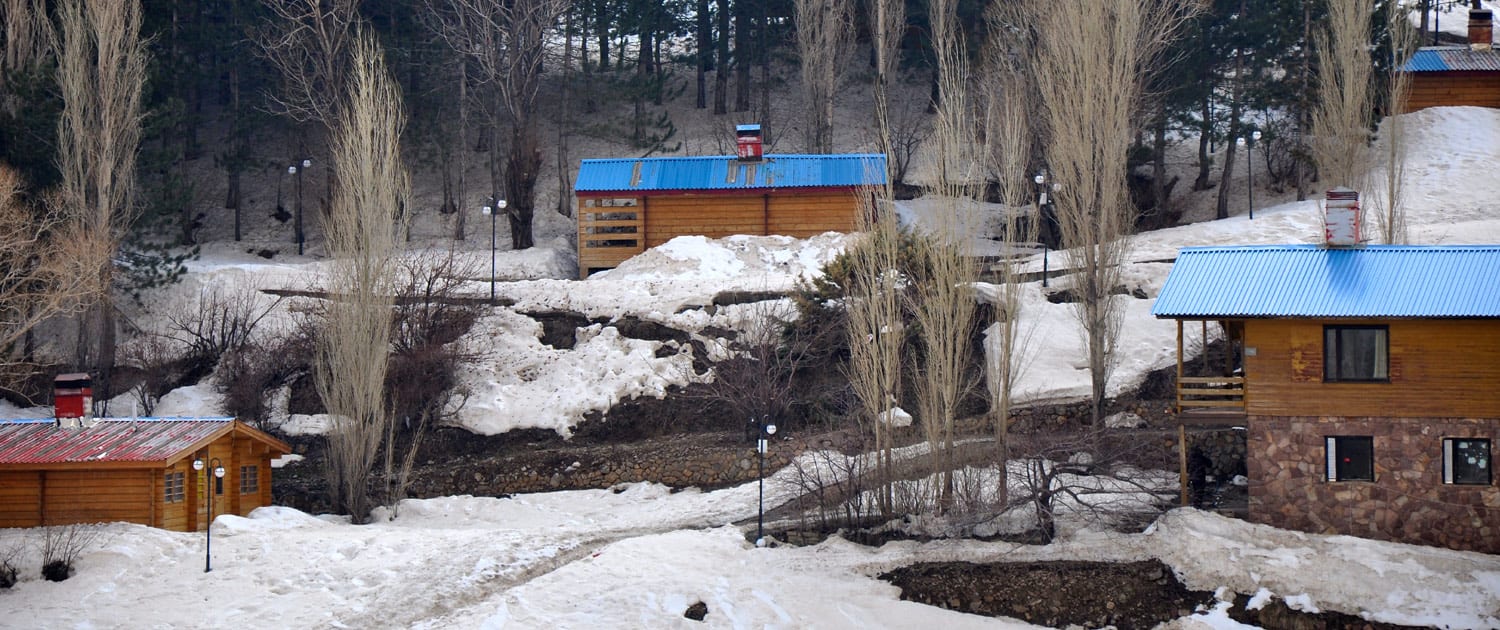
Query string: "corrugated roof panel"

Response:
xmin=1402 ymin=47 xmax=1500 ymax=72
xmin=575 ymin=154 xmax=887 ymax=193
xmin=1152 ymin=245 xmax=1500 ymax=318
xmin=1403 ymin=49 xmax=1451 ymax=72
xmin=0 ymin=418 xmax=234 ymax=465
xmin=1436 ymin=47 xmax=1500 ymax=71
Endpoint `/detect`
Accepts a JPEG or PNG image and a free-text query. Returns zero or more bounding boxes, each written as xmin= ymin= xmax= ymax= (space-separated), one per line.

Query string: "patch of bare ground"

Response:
xmin=881 ymin=559 xmax=1425 ymax=630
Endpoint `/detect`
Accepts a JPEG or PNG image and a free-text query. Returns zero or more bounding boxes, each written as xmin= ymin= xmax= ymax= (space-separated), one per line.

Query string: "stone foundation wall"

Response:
xmin=1248 ymin=416 xmax=1500 ymax=554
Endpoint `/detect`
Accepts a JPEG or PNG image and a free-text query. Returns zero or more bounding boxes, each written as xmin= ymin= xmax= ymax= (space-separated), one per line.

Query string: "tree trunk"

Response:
xmin=558 ymin=7 xmax=574 ymax=218
xmin=697 ymin=0 xmax=710 ymax=109
xmin=1152 ymin=108 xmax=1169 ymax=218
xmin=714 ymin=0 xmax=730 ymax=115
xmin=734 ymin=0 xmax=750 ymax=112
xmin=1194 ymin=92 xmax=1212 ymax=191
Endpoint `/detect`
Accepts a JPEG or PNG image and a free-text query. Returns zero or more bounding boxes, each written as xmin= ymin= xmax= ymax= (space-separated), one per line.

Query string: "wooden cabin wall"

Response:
xmin=640 ymin=191 xmax=860 ymax=247
xmin=767 ymin=193 xmax=859 ymax=236
xmin=579 ymin=189 xmax=861 ymax=276
xmin=233 ymin=436 xmax=274 ymax=514
xmin=0 ymin=471 xmax=43 ymax=528
xmin=1243 ymin=319 xmax=1500 ymax=417
xmin=644 ymin=196 xmax=765 ymax=246
xmin=160 ymin=459 xmax=193 ymax=531
xmin=1404 ymin=72 xmax=1500 ymax=112
xmin=1 ymin=465 xmax=192 ymax=531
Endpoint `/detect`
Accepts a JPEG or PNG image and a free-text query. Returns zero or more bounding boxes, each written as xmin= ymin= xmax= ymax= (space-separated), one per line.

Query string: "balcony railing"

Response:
xmin=1176 ymin=376 xmax=1245 ymax=414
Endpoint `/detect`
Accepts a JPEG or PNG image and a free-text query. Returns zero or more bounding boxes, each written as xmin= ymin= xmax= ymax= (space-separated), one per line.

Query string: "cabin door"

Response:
xmin=191 ymin=449 xmax=231 ymax=531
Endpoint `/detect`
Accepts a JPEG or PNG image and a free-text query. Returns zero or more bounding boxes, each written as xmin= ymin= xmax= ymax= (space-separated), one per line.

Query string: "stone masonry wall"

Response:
xmin=1248 ymin=416 xmax=1500 ymax=554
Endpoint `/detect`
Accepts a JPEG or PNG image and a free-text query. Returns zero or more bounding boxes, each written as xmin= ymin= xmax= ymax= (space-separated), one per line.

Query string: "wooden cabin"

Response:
xmin=1401 ymin=10 xmax=1500 ymax=112
xmin=574 ymin=130 xmax=887 ymax=278
xmin=0 ymin=418 xmax=290 ymax=532
xmin=1153 ymin=244 xmax=1500 ymax=553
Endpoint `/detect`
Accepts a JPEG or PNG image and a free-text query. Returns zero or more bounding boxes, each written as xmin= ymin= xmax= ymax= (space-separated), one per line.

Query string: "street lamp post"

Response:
xmin=1235 ymin=134 xmax=1257 ymax=220
xmin=289 ymin=159 xmax=312 ymax=255
xmin=752 ymin=415 xmax=777 ymax=547
xmin=1034 ymin=172 xmax=1055 ymax=287
xmin=192 ymin=457 xmax=226 ymax=572
xmin=1248 ymin=130 xmax=1260 ymax=220
xmin=481 ymin=197 xmax=507 ymax=303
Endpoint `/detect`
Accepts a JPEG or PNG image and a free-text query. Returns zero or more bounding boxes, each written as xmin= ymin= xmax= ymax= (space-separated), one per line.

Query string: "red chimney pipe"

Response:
xmin=1470 ymin=9 xmax=1493 ymax=51
xmin=54 ymin=373 xmax=92 ymax=429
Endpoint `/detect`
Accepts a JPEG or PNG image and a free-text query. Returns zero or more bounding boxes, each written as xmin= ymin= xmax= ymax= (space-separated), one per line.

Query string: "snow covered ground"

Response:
xmin=6 ymin=108 xmax=1500 ymax=627
xmin=2 ymin=491 xmax=1496 ymax=629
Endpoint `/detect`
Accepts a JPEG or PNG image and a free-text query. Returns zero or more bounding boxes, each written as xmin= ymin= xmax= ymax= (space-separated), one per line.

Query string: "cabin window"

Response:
xmin=1443 ymin=438 xmax=1492 ymax=486
xmin=583 ymin=198 xmax=637 ymax=208
xmin=240 ymin=465 xmax=259 ymax=494
xmin=1325 ymin=436 xmax=1374 ymax=482
xmin=1323 ymin=326 xmax=1388 ymax=382
xmin=164 ymin=472 xmax=185 ymax=503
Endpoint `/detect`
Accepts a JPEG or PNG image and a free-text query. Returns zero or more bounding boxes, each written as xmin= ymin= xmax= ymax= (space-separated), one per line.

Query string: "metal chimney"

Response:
xmin=53 ymin=373 xmax=93 ymax=429
xmin=1471 ymin=9 xmax=1493 ymax=51
xmin=1323 ymin=188 xmax=1361 ymax=247
xmin=735 ymin=124 xmax=764 ymax=161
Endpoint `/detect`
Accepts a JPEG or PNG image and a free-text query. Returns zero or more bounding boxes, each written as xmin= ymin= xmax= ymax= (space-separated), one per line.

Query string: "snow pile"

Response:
xmin=601 ymin=232 xmax=849 ymax=283
xmin=456 ymin=318 xmax=704 ymax=436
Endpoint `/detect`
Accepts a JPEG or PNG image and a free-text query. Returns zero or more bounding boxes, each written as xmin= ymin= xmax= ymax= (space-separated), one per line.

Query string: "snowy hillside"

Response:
xmin=5 ymin=103 xmax=1500 ymax=629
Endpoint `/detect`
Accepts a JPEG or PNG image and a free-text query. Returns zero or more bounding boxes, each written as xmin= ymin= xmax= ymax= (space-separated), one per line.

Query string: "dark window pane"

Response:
xmin=1325 ymin=326 xmax=1388 ymax=381
xmin=1330 ymin=436 xmax=1374 ymax=481
xmin=1450 ymin=439 xmax=1492 ymax=486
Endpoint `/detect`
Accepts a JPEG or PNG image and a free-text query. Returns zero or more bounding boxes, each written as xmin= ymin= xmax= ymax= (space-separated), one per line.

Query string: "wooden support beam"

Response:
xmin=1178 ymin=423 xmax=1189 ymax=507
xmin=1176 ymin=320 xmax=1184 ymax=414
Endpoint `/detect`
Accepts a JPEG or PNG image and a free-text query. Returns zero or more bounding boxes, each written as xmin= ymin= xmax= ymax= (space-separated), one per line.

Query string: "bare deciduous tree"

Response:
xmin=317 ymin=34 xmax=408 ymax=522
xmin=700 ymin=299 xmax=827 ymax=433
xmin=1006 ymin=429 xmax=1174 ymax=543
xmin=909 ymin=0 xmax=981 ymax=510
xmin=1026 ymin=0 xmax=1198 ymax=425
xmin=868 ymin=0 xmax=904 ymax=183
xmin=1 ymin=0 xmax=53 ymax=94
xmin=258 ymin=0 xmax=358 ymax=129
xmin=432 ymin=0 xmax=568 ymax=251
xmin=1310 ymin=0 xmax=1374 ymax=195
xmin=794 ymin=0 xmax=853 ymax=153
xmin=1373 ymin=1 xmax=1416 ymax=245
xmin=0 ymin=166 xmax=107 ymax=395
xmin=979 ymin=3 xmax=1039 ymax=508
xmin=844 ymin=189 xmax=906 ymax=517
xmin=56 ymin=0 xmax=149 ymax=410
xmin=162 ymin=284 xmax=283 ymax=364
xmin=257 ymin=0 xmax=358 ymax=253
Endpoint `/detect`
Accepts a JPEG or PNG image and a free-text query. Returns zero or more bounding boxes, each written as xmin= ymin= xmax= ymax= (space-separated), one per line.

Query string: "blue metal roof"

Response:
xmin=574 ymin=154 xmax=887 ymax=193
xmin=1403 ymin=47 xmax=1500 ymax=72
xmin=1152 ymin=245 xmax=1500 ymax=319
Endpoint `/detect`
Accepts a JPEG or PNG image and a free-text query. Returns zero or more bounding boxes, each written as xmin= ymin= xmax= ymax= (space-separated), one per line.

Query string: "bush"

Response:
xmin=0 ymin=542 xmax=19 ymax=588
xmin=39 ymin=523 xmax=103 ymax=582
xmin=216 ymin=325 xmax=315 ymax=429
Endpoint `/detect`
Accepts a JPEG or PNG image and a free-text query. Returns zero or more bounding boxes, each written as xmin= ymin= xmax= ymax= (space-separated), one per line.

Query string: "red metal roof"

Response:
xmin=0 ymin=418 xmax=285 ymax=467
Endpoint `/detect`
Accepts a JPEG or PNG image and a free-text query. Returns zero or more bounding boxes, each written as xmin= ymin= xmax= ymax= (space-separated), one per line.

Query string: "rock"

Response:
xmin=684 ymin=601 xmax=708 ymax=621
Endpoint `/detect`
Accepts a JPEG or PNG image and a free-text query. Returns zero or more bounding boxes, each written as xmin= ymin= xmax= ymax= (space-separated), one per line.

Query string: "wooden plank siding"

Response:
xmin=767 ymin=193 xmax=859 ymax=236
xmin=1242 ymin=318 xmax=1500 ymax=418
xmin=579 ymin=189 xmax=862 ymax=278
xmin=0 ymin=471 xmax=43 ymax=527
xmin=161 ymin=459 xmax=192 ymax=531
xmin=1403 ymin=72 xmax=1500 ymax=112
xmin=38 ymin=470 xmax=154 ymax=526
